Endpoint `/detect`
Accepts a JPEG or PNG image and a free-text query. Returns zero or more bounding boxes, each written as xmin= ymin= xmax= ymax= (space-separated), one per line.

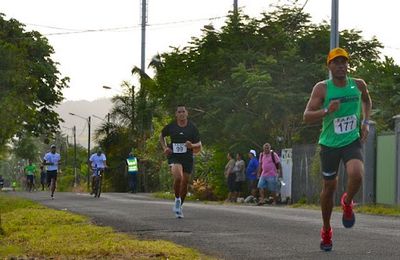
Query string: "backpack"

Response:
xmin=270 ymin=150 xmax=280 ymax=170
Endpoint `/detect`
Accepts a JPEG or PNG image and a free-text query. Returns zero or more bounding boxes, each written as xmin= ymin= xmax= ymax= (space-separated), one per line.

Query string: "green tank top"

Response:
xmin=319 ymin=77 xmax=361 ymax=148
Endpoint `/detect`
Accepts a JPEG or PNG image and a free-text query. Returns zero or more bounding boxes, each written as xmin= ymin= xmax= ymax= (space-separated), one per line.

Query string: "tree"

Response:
xmin=356 ymin=57 xmax=400 ymax=131
xmin=150 ymin=6 xmax=389 ymax=152
xmin=96 ymin=4 xmax=399 ymax=196
xmin=0 ymin=14 xmax=68 ymax=151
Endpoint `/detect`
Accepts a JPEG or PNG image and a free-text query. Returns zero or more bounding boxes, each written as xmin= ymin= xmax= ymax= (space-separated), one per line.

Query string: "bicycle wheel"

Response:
xmin=95 ymin=175 xmax=102 ymax=198
xmin=93 ymin=176 xmax=98 ymax=197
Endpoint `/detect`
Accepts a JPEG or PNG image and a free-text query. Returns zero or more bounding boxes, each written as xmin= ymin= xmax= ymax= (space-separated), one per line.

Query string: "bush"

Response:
xmin=193 ymin=148 xmax=227 ymax=200
xmin=57 ymin=167 xmax=75 ymax=192
xmin=191 ymin=179 xmax=216 ymax=200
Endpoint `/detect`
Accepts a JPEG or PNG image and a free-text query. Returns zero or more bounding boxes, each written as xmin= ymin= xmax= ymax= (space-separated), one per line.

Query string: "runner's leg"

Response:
xmin=344 ymin=159 xmax=363 ymax=203
xmin=180 ymin=172 xmax=190 ymax=205
xmin=171 ymin=164 xmax=184 ymax=198
xmin=320 ymin=178 xmax=337 ymax=230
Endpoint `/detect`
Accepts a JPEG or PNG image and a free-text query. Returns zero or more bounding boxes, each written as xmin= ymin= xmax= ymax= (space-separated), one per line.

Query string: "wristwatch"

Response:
xmin=323 ymin=108 xmax=329 ymax=115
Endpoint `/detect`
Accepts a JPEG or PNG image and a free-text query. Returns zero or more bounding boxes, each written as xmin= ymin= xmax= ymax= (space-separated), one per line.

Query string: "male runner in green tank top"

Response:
xmin=303 ymin=48 xmax=372 ymax=251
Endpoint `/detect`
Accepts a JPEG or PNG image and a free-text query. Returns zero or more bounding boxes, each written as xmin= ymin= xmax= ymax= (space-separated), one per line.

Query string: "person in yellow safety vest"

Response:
xmin=126 ymin=152 xmax=139 ymax=193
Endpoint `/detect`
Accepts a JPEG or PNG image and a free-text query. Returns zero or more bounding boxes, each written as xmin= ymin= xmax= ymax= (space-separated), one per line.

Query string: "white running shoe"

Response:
xmin=176 ymin=206 xmax=184 ymax=218
xmin=173 ymin=198 xmax=181 ymax=213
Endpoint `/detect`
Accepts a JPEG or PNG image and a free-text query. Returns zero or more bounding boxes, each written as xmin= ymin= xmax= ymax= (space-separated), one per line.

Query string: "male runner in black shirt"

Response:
xmin=159 ymin=105 xmax=202 ymax=218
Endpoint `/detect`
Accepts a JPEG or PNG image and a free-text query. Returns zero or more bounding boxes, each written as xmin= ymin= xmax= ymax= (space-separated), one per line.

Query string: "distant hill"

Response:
xmin=56 ymin=98 xmax=113 ymax=148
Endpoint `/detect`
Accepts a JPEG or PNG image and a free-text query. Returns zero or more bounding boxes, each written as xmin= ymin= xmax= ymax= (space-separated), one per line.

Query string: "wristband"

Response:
xmin=362 ymin=119 xmax=370 ymax=125
xmin=323 ymin=108 xmax=328 ymax=115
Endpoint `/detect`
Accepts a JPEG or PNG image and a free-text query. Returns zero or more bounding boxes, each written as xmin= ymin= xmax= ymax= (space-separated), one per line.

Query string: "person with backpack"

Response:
xmin=257 ymin=143 xmax=282 ymax=205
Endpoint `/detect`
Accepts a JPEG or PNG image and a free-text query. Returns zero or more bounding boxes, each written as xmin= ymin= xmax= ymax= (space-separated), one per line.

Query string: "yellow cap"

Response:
xmin=327 ymin=47 xmax=349 ymax=65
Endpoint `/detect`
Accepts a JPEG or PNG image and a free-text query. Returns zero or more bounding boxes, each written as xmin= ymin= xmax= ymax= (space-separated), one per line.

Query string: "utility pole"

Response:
xmin=73 ymin=126 xmax=77 ymax=187
xmin=141 ymin=0 xmax=147 ymax=73
xmin=330 ymin=0 xmax=339 ymax=50
xmin=139 ymin=0 xmax=148 ymax=193
xmin=87 ymin=116 xmax=91 ymax=190
xmin=329 ymin=0 xmax=339 ymax=79
xmin=233 ymin=0 xmax=238 ymax=15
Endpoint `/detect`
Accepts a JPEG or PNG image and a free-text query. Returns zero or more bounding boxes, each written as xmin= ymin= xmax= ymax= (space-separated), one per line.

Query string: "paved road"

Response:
xmin=14 ymin=192 xmax=400 ymax=259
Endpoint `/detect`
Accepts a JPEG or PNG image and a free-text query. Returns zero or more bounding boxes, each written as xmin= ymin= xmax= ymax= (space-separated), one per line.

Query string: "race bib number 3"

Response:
xmin=172 ymin=143 xmax=187 ymax=153
xmin=334 ymin=115 xmax=357 ymax=134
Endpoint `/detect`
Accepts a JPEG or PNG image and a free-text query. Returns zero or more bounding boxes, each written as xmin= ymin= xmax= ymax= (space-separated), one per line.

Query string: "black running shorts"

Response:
xmin=46 ymin=170 xmax=58 ymax=184
xmin=319 ymin=139 xmax=363 ymax=180
xmin=168 ymin=156 xmax=194 ymax=174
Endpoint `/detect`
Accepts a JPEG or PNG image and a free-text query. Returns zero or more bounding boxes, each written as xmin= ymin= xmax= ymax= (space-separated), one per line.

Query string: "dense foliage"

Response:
xmin=0 ymin=14 xmax=68 ymax=153
xmin=149 ymin=7 xmax=398 ymax=194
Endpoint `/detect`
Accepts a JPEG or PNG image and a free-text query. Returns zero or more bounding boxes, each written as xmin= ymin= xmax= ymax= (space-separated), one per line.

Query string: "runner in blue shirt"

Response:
xmin=246 ymin=149 xmax=259 ymax=202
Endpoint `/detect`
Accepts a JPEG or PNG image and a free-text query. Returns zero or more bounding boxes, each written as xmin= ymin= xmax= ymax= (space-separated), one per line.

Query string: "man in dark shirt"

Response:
xmin=159 ymin=105 xmax=202 ymax=218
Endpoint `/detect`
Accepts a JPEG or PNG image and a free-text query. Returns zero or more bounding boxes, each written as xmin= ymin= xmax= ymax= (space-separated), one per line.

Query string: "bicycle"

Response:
xmin=92 ymin=167 xmax=104 ymax=198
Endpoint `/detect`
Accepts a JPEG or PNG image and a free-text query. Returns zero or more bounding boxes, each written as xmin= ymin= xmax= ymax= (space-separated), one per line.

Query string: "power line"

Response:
xmin=25 ymin=23 xmax=81 ymax=31
xmin=23 ymin=16 xmax=227 ymax=37
xmin=77 ymin=123 xmax=87 ymax=137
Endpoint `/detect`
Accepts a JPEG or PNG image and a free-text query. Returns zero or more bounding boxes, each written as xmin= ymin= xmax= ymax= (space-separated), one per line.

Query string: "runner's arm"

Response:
xmin=159 ymin=133 xmax=172 ymax=155
xmin=42 ymin=159 xmax=52 ymax=166
xmin=303 ymin=82 xmax=327 ymax=124
xmin=185 ymin=141 xmax=202 ymax=149
xmin=356 ymin=79 xmax=372 ymax=142
xmin=159 ymin=132 xmax=167 ymax=150
xmin=355 ymin=79 xmax=372 ymax=123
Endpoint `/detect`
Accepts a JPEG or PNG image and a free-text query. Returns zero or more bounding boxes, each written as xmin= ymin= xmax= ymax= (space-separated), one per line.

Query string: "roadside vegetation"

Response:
xmin=0 ymin=194 xmax=213 ymax=259
xmin=291 ymin=201 xmax=400 ymax=217
xmin=154 ymin=191 xmax=400 ymax=217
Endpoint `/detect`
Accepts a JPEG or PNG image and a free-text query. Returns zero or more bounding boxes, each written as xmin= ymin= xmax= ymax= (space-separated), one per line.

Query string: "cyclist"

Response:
xmin=43 ymin=144 xmax=61 ymax=199
xmin=89 ymin=148 xmax=107 ymax=195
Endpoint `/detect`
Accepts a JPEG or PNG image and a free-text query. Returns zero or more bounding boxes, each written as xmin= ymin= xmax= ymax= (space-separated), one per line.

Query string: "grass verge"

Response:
xmin=291 ymin=202 xmax=400 ymax=217
xmin=152 ymin=192 xmax=223 ymax=205
xmin=0 ymin=193 xmax=213 ymax=259
xmin=153 ymin=191 xmax=196 ymax=201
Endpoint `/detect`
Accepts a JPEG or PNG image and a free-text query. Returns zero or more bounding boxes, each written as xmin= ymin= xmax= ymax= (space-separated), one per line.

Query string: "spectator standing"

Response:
xmin=234 ymin=153 xmax=246 ymax=201
xmin=126 ymin=151 xmax=139 ymax=193
xmin=246 ymin=149 xmax=259 ymax=202
xmin=224 ymin=152 xmax=236 ymax=202
xmin=257 ymin=143 xmax=282 ymax=205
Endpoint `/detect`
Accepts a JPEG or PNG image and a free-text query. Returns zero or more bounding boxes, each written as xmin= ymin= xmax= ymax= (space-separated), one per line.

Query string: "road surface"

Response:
xmin=14 ymin=192 xmax=400 ymax=259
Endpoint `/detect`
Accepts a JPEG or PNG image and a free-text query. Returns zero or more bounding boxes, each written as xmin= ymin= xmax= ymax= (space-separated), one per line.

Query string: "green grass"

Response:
xmin=356 ymin=204 xmax=400 ymax=216
xmin=0 ymin=194 xmax=214 ymax=259
xmin=153 ymin=191 xmax=198 ymax=201
xmin=290 ymin=202 xmax=400 ymax=217
xmin=152 ymin=192 xmax=224 ymax=206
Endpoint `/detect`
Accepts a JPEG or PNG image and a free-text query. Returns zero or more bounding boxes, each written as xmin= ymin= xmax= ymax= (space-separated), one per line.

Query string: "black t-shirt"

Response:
xmin=161 ymin=120 xmax=200 ymax=160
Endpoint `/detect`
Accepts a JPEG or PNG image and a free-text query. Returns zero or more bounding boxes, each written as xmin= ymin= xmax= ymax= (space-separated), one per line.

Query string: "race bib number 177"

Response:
xmin=334 ymin=115 xmax=357 ymax=134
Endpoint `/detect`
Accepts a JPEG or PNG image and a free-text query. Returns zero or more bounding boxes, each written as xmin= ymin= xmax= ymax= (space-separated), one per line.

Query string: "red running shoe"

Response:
xmin=320 ymin=227 xmax=333 ymax=251
xmin=341 ymin=192 xmax=355 ymax=228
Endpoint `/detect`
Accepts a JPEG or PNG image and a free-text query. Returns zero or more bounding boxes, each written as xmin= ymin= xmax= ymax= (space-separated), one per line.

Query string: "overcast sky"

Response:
xmin=2 ymin=0 xmax=400 ymax=101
